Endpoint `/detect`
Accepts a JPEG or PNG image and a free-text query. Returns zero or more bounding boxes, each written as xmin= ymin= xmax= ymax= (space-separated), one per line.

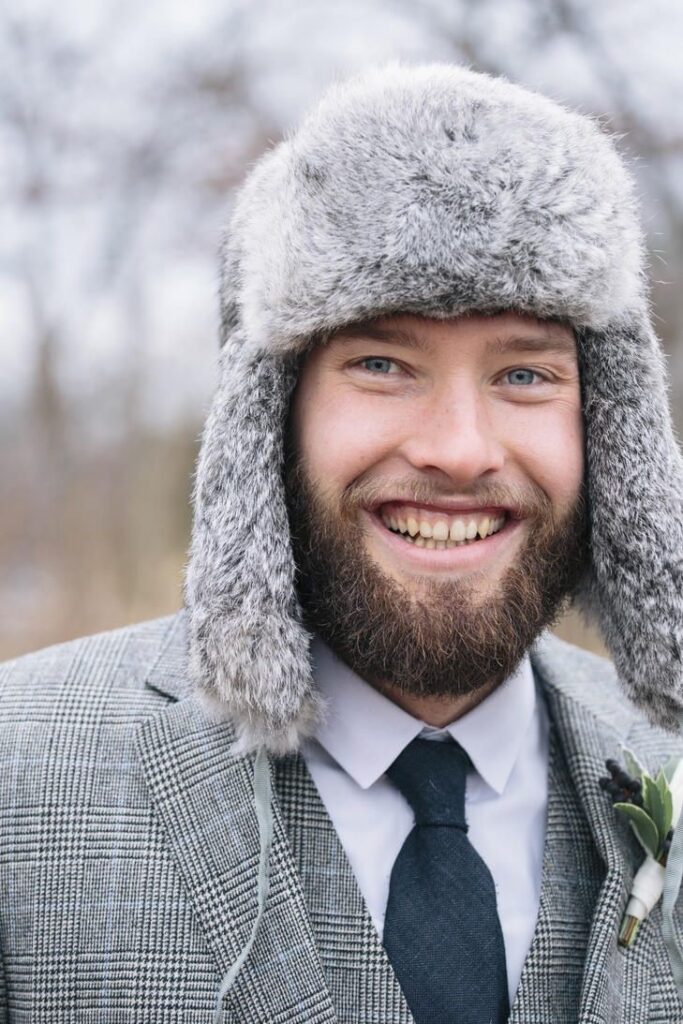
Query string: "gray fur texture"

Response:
xmin=184 ymin=62 xmax=683 ymax=753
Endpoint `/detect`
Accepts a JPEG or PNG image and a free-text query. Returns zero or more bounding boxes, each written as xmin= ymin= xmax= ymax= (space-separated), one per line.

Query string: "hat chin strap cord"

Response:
xmin=213 ymin=746 xmax=273 ymax=1023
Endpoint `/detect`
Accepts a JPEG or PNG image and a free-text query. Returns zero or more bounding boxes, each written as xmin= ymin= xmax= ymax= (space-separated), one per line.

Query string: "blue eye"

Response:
xmin=506 ymin=368 xmax=538 ymax=385
xmin=360 ymin=357 xmax=397 ymax=374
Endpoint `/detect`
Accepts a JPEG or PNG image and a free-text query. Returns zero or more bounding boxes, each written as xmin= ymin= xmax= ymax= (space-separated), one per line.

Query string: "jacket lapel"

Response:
xmin=523 ymin=634 xmax=644 ymax=1024
xmin=509 ymin=720 xmax=601 ymax=1023
xmin=136 ymin=612 xmax=337 ymax=1024
xmin=273 ymin=752 xmax=414 ymax=1024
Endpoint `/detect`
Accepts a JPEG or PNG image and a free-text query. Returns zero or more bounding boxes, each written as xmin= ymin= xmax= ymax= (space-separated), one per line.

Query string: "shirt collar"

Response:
xmin=310 ymin=637 xmax=537 ymax=796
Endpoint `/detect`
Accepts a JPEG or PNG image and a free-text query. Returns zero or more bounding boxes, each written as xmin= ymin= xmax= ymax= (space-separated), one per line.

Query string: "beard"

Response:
xmin=284 ymin=454 xmax=590 ymax=702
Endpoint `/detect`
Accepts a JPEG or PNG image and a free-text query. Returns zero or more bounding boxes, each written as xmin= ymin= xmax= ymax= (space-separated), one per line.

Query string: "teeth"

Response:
xmin=432 ymin=520 xmax=449 ymax=541
xmin=450 ymin=519 xmax=466 ymax=542
xmin=380 ymin=507 xmax=508 ymax=545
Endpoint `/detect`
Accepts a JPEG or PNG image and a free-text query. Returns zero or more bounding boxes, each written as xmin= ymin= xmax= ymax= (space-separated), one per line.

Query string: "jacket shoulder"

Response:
xmin=0 ymin=611 xmax=185 ymax=727
xmin=534 ymin=631 xmax=622 ymax=705
xmin=534 ymin=631 xmax=683 ymax=763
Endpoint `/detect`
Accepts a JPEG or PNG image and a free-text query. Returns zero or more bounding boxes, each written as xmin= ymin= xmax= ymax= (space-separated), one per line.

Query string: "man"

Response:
xmin=1 ymin=62 xmax=683 ymax=1023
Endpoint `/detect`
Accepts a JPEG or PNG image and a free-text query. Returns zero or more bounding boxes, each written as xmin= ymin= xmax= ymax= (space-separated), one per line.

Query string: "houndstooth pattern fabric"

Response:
xmin=0 ymin=608 xmax=682 ymax=1022
xmin=0 ymin=614 xmax=335 ymax=1024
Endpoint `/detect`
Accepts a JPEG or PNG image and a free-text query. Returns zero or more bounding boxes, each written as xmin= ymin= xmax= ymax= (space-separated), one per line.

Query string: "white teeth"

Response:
xmin=389 ymin=523 xmax=508 ymax=550
xmin=432 ymin=520 xmax=449 ymax=541
xmin=381 ymin=508 xmax=508 ymax=544
xmin=465 ymin=520 xmax=478 ymax=540
xmin=450 ymin=519 xmax=466 ymax=542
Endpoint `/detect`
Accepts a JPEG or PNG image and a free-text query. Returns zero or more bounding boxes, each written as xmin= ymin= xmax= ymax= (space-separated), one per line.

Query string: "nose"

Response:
xmin=399 ymin=384 xmax=506 ymax=485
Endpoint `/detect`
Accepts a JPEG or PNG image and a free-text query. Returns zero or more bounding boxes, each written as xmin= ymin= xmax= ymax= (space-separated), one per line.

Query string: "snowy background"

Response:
xmin=2 ymin=0 xmax=682 ymax=657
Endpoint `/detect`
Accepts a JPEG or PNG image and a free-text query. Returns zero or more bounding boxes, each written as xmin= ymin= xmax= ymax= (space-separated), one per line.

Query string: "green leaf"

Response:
xmin=614 ymin=802 xmax=659 ymax=856
xmin=663 ymin=756 xmax=682 ymax=784
xmin=622 ymin=747 xmax=645 ymax=782
xmin=646 ymin=774 xmax=670 ymax=847
xmin=656 ymin=771 xmax=674 ymax=839
xmin=641 ymin=774 xmax=657 ymax=818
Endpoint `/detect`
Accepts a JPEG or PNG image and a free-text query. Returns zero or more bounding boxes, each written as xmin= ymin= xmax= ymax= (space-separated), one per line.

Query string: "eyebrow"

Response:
xmin=486 ymin=333 xmax=577 ymax=357
xmin=332 ymin=320 xmax=577 ymax=357
xmin=333 ymin=321 xmax=432 ymax=352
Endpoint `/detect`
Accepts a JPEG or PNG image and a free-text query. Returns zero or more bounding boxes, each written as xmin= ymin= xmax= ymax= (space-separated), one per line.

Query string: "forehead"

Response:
xmin=321 ymin=311 xmax=577 ymax=359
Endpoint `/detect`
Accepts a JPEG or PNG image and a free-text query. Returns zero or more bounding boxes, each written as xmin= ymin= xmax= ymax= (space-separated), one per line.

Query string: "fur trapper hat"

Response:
xmin=184 ymin=62 xmax=683 ymax=754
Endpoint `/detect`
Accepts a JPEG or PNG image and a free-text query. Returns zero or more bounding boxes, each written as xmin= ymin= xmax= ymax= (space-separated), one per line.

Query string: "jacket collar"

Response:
xmin=143 ymin=609 xmax=191 ymax=700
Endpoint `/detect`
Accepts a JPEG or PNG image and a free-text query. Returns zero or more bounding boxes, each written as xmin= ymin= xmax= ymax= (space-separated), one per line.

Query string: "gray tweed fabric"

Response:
xmin=1 ymin=610 xmax=683 ymax=1021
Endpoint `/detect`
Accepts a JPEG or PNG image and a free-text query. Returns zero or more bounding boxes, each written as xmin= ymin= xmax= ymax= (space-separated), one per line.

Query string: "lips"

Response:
xmin=364 ymin=504 xmax=522 ymax=572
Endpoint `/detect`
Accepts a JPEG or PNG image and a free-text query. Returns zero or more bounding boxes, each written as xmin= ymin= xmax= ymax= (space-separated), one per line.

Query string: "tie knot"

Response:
xmin=386 ymin=737 xmax=471 ymax=829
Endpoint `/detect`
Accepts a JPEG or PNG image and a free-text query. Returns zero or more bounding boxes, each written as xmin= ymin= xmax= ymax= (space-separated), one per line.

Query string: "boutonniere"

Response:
xmin=600 ymin=749 xmax=683 ymax=947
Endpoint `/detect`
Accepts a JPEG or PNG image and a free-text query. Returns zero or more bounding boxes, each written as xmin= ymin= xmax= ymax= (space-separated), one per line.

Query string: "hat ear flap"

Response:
xmin=183 ymin=333 xmax=323 ymax=754
xmin=575 ymin=319 xmax=683 ymax=729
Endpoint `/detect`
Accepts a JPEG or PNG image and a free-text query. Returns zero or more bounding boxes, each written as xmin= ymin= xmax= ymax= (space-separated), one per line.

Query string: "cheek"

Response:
xmin=290 ymin=374 xmax=400 ymax=490
xmin=505 ymin=403 xmax=584 ymax=506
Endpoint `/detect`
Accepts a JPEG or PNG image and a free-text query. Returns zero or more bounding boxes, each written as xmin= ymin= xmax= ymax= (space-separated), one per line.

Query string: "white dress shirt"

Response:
xmin=301 ymin=637 xmax=550 ymax=1008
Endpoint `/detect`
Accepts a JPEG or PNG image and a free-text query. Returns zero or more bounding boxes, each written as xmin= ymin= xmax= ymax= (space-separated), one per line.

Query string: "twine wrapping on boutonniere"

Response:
xmin=600 ymin=749 xmax=683 ymax=948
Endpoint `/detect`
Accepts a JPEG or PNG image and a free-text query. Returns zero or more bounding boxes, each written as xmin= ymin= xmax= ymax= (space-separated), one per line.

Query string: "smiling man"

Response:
xmin=2 ymin=64 xmax=683 ymax=1024
xmin=286 ymin=312 xmax=587 ymax=724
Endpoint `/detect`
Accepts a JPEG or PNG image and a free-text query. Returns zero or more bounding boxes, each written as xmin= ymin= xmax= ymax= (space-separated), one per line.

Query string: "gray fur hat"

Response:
xmin=184 ymin=62 xmax=683 ymax=754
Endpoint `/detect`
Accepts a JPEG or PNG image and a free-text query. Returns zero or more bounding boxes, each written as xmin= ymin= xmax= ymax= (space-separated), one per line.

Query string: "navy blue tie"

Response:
xmin=383 ymin=738 xmax=509 ymax=1024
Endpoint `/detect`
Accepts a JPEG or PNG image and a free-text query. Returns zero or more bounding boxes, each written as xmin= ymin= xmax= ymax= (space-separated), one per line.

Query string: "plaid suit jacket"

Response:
xmin=1 ymin=609 xmax=683 ymax=1023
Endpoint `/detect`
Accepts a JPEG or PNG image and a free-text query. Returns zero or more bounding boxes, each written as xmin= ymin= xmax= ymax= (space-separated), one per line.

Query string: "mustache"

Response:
xmin=338 ymin=475 xmax=558 ymax=521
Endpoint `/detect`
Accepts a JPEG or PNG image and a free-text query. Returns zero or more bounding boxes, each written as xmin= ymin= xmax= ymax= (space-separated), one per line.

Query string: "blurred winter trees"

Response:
xmin=2 ymin=0 xmax=682 ymax=657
